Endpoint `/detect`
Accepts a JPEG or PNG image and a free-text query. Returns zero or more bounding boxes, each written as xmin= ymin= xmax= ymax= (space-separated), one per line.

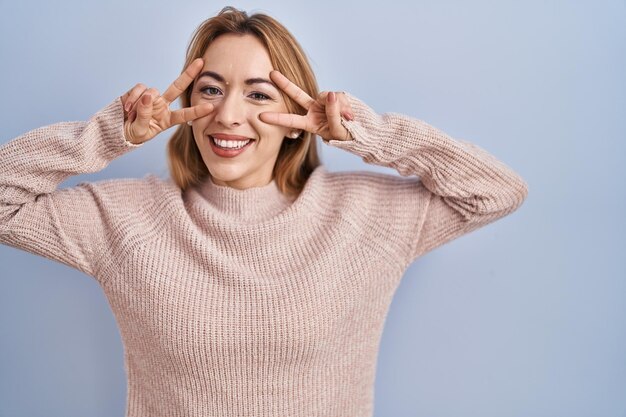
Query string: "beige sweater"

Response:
xmin=0 ymin=93 xmax=528 ymax=416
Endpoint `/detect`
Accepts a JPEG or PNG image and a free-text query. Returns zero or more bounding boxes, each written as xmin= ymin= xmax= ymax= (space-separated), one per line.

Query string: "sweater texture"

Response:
xmin=0 ymin=93 xmax=528 ymax=416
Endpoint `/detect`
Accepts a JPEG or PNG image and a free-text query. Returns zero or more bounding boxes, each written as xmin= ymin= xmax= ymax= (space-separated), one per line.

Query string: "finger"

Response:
xmin=325 ymin=91 xmax=345 ymax=139
xmin=258 ymin=111 xmax=309 ymax=131
xmin=129 ymin=93 xmax=153 ymax=139
xmin=161 ymin=57 xmax=204 ymax=103
xmin=170 ymin=103 xmax=215 ymax=126
xmin=337 ymin=92 xmax=354 ymax=120
xmin=128 ymin=88 xmax=159 ymax=124
xmin=317 ymin=91 xmax=353 ymax=121
xmin=340 ymin=109 xmax=354 ymax=121
xmin=269 ymin=70 xmax=315 ymax=110
xmin=121 ymin=83 xmax=148 ymax=113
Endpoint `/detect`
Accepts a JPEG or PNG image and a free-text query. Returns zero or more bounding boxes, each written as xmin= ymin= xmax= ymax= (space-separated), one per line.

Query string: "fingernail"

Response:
xmin=345 ymin=112 xmax=354 ymax=121
xmin=329 ymin=91 xmax=336 ymax=103
xmin=124 ymin=101 xmax=131 ymax=112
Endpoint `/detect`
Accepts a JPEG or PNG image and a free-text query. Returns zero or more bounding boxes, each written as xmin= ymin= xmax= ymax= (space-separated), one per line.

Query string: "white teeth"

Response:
xmin=212 ymin=137 xmax=251 ymax=149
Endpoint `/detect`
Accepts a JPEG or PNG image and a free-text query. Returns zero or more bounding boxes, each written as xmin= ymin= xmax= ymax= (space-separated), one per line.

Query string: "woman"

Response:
xmin=0 ymin=6 xmax=528 ymax=417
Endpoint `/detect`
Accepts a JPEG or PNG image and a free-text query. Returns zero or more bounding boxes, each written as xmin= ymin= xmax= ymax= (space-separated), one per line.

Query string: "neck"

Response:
xmin=197 ymin=175 xmax=292 ymax=221
xmin=208 ymin=174 xmax=273 ymax=191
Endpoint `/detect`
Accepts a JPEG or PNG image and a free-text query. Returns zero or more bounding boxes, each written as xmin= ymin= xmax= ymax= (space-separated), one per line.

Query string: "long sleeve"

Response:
xmin=0 ymin=96 xmax=143 ymax=277
xmin=322 ymin=93 xmax=529 ymax=266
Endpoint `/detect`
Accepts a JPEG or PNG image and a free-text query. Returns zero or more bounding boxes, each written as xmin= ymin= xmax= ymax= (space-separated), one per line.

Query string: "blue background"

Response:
xmin=1 ymin=1 xmax=624 ymax=416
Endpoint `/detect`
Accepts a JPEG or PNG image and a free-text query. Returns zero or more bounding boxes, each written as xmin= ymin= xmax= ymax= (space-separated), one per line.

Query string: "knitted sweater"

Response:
xmin=0 ymin=93 xmax=528 ymax=417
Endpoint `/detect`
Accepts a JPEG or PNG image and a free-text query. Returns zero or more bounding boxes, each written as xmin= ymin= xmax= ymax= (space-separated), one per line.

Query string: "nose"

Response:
xmin=213 ymin=93 xmax=245 ymax=127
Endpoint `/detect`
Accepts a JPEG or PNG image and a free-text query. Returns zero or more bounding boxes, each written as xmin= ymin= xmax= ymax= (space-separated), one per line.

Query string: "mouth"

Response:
xmin=208 ymin=133 xmax=255 ymax=157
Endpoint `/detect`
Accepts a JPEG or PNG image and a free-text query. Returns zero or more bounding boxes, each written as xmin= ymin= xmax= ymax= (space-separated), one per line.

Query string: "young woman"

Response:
xmin=0 ymin=6 xmax=528 ymax=417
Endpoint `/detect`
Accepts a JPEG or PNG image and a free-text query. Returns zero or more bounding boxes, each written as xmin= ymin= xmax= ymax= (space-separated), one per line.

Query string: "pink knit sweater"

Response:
xmin=0 ymin=93 xmax=528 ymax=416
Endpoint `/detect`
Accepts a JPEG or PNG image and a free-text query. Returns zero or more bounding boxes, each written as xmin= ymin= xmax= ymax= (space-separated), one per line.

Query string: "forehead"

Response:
xmin=200 ymin=34 xmax=273 ymax=79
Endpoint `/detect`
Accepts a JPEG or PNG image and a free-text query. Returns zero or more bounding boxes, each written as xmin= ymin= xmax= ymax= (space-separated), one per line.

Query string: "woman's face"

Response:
xmin=189 ymin=33 xmax=295 ymax=190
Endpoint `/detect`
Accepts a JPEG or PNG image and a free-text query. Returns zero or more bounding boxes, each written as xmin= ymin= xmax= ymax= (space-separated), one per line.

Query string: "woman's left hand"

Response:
xmin=259 ymin=70 xmax=354 ymax=142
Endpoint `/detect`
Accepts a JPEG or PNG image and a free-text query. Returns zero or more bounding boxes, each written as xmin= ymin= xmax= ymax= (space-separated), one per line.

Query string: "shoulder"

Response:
xmin=78 ymin=173 xmax=178 ymax=196
xmin=318 ymin=168 xmax=431 ymax=209
xmin=314 ymin=168 xmax=431 ymax=237
xmin=75 ymin=173 xmax=182 ymax=219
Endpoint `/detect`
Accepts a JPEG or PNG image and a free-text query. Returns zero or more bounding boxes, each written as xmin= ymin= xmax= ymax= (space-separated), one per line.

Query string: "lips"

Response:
xmin=208 ymin=132 xmax=255 ymax=158
xmin=210 ymin=133 xmax=254 ymax=141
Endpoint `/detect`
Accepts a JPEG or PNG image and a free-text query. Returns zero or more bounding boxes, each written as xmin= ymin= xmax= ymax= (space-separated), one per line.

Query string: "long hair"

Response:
xmin=166 ymin=6 xmax=321 ymax=198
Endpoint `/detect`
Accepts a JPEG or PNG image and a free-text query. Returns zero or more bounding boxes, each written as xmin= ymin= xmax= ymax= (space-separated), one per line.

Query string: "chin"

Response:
xmin=208 ymin=171 xmax=237 ymax=182
xmin=208 ymin=167 xmax=247 ymax=182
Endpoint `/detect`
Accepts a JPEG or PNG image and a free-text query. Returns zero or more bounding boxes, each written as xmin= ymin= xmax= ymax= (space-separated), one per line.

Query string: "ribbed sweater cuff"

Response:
xmin=99 ymin=96 xmax=145 ymax=152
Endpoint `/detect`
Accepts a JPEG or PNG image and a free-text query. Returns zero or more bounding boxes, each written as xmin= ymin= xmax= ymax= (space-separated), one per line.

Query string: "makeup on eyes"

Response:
xmin=197 ymin=84 xmax=275 ymax=102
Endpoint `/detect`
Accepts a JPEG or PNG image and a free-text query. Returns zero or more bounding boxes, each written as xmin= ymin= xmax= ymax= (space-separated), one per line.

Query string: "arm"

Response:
xmin=0 ymin=58 xmax=213 ymax=278
xmin=257 ymin=73 xmax=528 ymax=266
xmin=322 ymin=93 xmax=529 ymax=264
xmin=0 ymin=97 xmax=143 ymax=277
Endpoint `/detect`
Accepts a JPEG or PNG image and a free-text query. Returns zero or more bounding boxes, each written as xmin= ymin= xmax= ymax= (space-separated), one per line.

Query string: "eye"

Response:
xmin=199 ymin=86 xmax=222 ymax=97
xmin=249 ymin=92 xmax=271 ymax=101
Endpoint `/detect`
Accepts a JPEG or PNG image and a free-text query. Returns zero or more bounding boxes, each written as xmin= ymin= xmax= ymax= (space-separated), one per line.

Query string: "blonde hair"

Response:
xmin=166 ymin=6 xmax=321 ymax=198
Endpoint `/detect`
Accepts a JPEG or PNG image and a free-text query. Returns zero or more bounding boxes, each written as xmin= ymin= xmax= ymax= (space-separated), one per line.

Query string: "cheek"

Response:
xmin=251 ymin=118 xmax=288 ymax=143
xmin=250 ymin=105 xmax=289 ymax=139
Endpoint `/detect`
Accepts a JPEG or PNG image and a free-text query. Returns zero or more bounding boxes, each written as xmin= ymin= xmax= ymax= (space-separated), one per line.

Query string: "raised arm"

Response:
xmin=0 ymin=98 xmax=141 ymax=276
xmin=259 ymin=71 xmax=528 ymax=265
xmin=327 ymin=94 xmax=528 ymax=263
xmin=0 ymin=58 xmax=213 ymax=277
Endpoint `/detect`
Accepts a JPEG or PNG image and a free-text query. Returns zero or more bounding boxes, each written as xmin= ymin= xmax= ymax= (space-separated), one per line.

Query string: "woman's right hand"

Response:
xmin=120 ymin=58 xmax=213 ymax=145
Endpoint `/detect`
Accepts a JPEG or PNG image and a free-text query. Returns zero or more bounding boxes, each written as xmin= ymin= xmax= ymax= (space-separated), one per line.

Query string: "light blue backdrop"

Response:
xmin=1 ymin=1 xmax=624 ymax=416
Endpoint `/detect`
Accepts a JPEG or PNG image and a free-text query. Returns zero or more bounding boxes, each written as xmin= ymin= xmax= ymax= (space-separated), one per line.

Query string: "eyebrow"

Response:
xmin=197 ymin=70 xmax=277 ymax=90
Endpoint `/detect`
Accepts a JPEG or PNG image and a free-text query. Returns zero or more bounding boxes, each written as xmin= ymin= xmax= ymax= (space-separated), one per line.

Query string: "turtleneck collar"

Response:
xmin=196 ymin=175 xmax=294 ymax=221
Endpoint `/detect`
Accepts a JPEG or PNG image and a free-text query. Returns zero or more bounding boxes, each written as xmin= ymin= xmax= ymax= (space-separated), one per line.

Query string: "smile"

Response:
xmin=208 ymin=134 xmax=255 ymax=158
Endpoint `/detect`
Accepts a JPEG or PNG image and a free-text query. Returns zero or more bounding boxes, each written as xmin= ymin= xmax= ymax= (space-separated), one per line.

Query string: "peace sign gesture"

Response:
xmin=120 ymin=58 xmax=214 ymax=145
xmin=259 ymin=71 xmax=355 ymax=142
